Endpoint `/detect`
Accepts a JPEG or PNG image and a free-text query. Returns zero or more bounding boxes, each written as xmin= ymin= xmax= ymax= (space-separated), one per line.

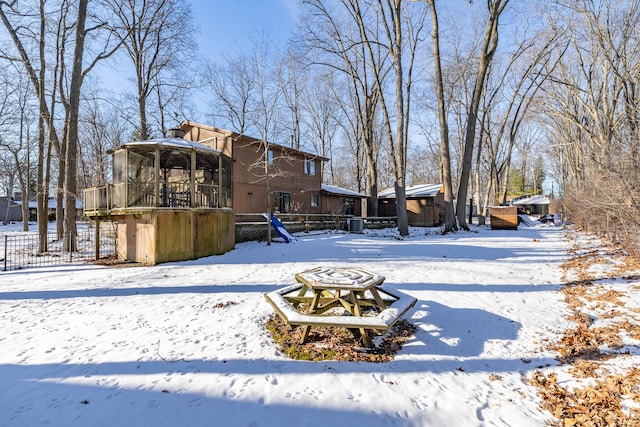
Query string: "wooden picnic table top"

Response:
xmin=294 ymin=266 xmax=385 ymax=291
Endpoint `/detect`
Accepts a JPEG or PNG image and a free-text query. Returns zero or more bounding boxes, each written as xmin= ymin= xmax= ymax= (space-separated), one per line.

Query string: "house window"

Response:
xmin=264 ymin=149 xmax=274 ymax=165
xmin=311 ymin=194 xmax=319 ymax=207
xmin=304 ymin=158 xmax=316 ymax=175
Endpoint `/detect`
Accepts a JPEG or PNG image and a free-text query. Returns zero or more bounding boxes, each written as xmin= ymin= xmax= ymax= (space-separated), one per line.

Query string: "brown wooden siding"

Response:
xmin=181 ymin=122 xmax=325 ymax=214
xmin=116 ymin=209 xmax=235 ymax=264
xmin=377 ymin=192 xmax=444 ymax=226
xmin=489 ymin=206 xmax=518 ymax=230
xmin=321 ymin=194 xmax=363 ymax=216
xmin=406 ymin=199 xmax=440 ymax=226
xmin=181 ymin=124 xmax=234 ymax=157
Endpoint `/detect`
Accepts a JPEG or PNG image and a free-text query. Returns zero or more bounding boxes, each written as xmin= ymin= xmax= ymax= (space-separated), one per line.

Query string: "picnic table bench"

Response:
xmin=264 ymin=267 xmax=417 ymax=347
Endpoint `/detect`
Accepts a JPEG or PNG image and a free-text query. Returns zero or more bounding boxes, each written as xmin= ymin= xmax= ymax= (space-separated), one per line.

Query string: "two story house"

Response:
xmin=179 ymin=121 xmax=333 ymax=215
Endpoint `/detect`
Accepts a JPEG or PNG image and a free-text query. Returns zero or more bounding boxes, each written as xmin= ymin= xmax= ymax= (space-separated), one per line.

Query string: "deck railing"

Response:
xmin=83 ymin=183 xmax=231 ymax=216
xmin=83 ymin=185 xmax=112 ymax=212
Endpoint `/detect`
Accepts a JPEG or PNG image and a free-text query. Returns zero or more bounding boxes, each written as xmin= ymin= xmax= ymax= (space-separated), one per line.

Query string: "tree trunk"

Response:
xmin=474 ymin=115 xmax=486 ymax=219
xmin=138 ymin=87 xmax=149 ymax=140
xmin=265 ymin=147 xmax=272 ymax=246
xmin=364 ymin=141 xmax=378 ymax=217
xmin=57 ymin=153 xmax=65 ymax=238
xmin=37 ymin=0 xmax=48 ymax=252
xmin=456 ymin=0 xmax=507 ymax=230
xmin=63 ymin=0 xmax=88 ymax=252
xmin=427 ymin=0 xmax=457 ymax=232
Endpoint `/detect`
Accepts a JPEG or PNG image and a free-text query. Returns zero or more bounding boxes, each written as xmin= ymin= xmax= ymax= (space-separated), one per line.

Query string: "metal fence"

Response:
xmin=2 ymin=222 xmax=117 ymax=271
xmin=2 ymin=215 xmax=398 ymax=270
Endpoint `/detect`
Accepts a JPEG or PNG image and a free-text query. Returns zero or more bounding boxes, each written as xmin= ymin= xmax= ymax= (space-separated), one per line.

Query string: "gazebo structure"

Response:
xmin=83 ymin=136 xmax=234 ymax=264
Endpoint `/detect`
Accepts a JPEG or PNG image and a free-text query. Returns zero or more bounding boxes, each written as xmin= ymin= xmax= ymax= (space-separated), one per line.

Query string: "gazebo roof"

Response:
xmin=109 ymin=137 xmax=222 ymax=155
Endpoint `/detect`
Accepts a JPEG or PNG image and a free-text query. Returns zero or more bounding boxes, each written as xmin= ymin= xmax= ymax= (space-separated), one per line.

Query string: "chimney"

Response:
xmin=168 ymin=128 xmax=185 ymax=138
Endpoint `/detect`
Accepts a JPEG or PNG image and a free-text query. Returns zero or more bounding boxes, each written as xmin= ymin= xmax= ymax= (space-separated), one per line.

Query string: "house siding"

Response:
xmin=321 ymin=194 xmax=362 ymax=216
xmin=181 ymin=122 xmax=325 ymax=215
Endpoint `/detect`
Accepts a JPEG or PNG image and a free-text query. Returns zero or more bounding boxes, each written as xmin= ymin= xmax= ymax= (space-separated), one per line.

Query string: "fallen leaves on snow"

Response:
xmin=529 ymin=234 xmax=640 ymax=426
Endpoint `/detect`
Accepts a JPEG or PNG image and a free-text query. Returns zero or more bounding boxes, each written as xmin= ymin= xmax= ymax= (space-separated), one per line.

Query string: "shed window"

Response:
xmin=311 ymin=194 xmax=319 ymax=207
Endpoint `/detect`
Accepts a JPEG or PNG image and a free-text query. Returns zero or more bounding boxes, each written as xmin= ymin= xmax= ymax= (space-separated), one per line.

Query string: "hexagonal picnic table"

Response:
xmin=264 ymin=267 xmax=417 ymax=347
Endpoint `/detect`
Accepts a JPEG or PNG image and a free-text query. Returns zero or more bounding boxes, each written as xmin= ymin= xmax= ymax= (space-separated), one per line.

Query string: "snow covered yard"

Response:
xmin=0 ymin=222 xmax=636 ymax=426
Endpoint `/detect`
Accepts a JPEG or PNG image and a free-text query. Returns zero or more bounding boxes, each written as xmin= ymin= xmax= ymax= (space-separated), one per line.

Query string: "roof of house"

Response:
xmin=23 ymin=197 xmax=83 ymax=209
xmin=511 ymin=195 xmax=550 ymax=205
xmin=179 ymin=120 xmax=329 ymax=161
xmin=0 ymin=197 xmax=21 ymax=206
xmin=321 ymin=184 xmax=367 ymax=198
xmin=378 ymin=183 xmax=443 ymax=199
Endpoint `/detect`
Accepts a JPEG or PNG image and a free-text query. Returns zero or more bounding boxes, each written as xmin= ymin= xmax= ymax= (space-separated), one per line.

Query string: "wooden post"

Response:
xmin=154 ymin=146 xmax=160 ymax=206
xmin=94 ymin=219 xmax=100 ymax=260
xmin=190 ymin=149 xmax=196 ymax=207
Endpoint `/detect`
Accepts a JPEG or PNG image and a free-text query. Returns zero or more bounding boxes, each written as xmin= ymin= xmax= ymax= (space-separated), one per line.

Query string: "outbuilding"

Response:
xmin=511 ymin=194 xmax=550 ymax=217
xmin=378 ymin=184 xmax=444 ymax=226
xmin=320 ymin=184 xmax=366 ymax=216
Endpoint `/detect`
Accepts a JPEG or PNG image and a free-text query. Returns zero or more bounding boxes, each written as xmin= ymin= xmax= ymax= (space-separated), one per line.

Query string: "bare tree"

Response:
xmin=346 ymin=0 xmax=427 ymax=235
xmin=78 ymin=86 xmax=129 ymax=188
xmin=105 ymin=0 xmax=193 ymax=140
xmin=0 ymin=69 xmax=36 ymax=230
xmin=455 ymin=0 xmax=510 ymax=230
xmin=541 ymin=0 xmax=640 ymax=254
xmin=302 ymin=70 xmax=343 ymax=184
xmin=203 ymin=55 xmax=256 ymax=134
xmin=333 ymin=75 xmax=379 ymax=194
xmin=1 ymin=0 xmax=119 ymax=248
xmin=0 ymin=66 xmax=20 ymax=217
xmin=152 ymin=62 xmax=199 ymax=137
xmin=0 ymin=0 xmax=63 ymax=250
xmin=50 ymin=0 xmax=120 ymax=251
xmin=421 ymin=0 xmax=457 ymax=232
xmin=301 ymin=0 xmax=386 ymax=217
xmin=59 ymin=0 xmax=90 ymax=251
xmin=479 ymin=24 xmax=565 ymax=208
xmin=279 ymin=48 xmax=306 ymax=150
xmin=243 ymin=35 xmax=289 ymax=245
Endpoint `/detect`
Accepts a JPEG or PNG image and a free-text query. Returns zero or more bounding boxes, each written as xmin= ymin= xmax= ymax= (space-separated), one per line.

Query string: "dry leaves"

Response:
xmin=212 ymin=301 xmax=236 ymax=309
xmin=530 ymin=233 xmax=640 ymax=426
xmin=90 ymin=254 xmax=142 ymax=267
xmin=265 ymin=314 xmax=416 ymax=363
